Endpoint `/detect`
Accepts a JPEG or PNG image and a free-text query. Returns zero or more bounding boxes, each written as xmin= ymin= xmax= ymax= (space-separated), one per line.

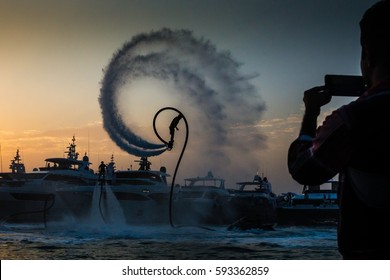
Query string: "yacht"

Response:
xmin=0 ymin=136 xmax=171 ymax=226
xmin=172 ymin=171 xmax=231 ymax=226
xmin=276 ymin=180 xmax=339 ymax=226
xmin=172 ymin=172 xmax=278 ymax=230
xmin=57 ymin=156 xmax=171 ymax=225
xmin=0 ymin=136 xmax=97 ymax=225
xmin=226 ymin=174 xmax=278 ymax=230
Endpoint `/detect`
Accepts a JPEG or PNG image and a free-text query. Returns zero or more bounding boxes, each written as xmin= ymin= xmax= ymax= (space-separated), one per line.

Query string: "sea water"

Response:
xmin=0 ymin=182 xmax=340 ymax=260
xmin=0 ymin=221 xmax=340 ymax=259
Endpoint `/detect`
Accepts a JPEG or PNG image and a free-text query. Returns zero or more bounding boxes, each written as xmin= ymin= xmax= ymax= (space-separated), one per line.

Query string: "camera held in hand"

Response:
xmin=324 ymin=75 xmax=367 ymax=96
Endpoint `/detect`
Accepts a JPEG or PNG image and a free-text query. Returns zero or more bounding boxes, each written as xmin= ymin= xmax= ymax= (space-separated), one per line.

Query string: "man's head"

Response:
xmin=360 ymin=0 xmax=390 ymax=84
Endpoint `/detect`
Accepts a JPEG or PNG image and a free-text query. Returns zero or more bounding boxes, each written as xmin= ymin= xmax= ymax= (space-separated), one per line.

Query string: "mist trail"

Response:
xmin=99 ymin=28 xmax=266 ymax=181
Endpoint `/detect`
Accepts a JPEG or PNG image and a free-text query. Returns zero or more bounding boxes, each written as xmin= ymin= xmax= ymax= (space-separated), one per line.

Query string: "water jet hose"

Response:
xmin=153 ymin=107 xmax=215 ymax=231
xmin=0 ymin=193 xmax=55 ymax=228
xmin=98 ymin=180 xmax=108 ymax=224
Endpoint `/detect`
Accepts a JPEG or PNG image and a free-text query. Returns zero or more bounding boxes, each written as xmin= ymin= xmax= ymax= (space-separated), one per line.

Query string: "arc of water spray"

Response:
xmin=99 ymin=28 xmax=266 ymax=159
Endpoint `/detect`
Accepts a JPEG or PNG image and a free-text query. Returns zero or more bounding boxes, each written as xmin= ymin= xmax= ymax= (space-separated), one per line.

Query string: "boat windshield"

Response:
xmin=184 ymin=178 xmax=225 ymax=188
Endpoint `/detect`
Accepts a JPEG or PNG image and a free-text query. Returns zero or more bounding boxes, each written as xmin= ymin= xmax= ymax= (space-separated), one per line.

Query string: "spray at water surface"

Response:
xmin=99 ymin=28 xmax=267 ymax=183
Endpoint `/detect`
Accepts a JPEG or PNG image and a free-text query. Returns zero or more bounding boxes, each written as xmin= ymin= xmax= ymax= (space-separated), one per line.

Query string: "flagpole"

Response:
xmin=0 ymin=144 xmax=3 ymax=172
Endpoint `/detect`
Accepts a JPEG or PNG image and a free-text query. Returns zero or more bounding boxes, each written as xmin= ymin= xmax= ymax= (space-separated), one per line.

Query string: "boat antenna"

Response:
xmin=0 ymin=144 xmax=2 ymax=172
xmin=87 ymin=129 xmax=90 ymax=157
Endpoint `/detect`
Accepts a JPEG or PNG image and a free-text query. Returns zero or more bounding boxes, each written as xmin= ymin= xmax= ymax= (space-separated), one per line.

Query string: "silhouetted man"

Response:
xmin=168 ymin=113 xmax=183 ymax=150
xmin=288 ymin=0 xmax=390 ymax=259
xmin=99 ymin=161 xmax=106 ymax=181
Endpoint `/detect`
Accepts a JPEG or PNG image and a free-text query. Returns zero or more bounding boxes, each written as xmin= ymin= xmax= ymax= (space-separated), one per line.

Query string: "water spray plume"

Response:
xmin=99 ymin=28 xmax=266 ymax=174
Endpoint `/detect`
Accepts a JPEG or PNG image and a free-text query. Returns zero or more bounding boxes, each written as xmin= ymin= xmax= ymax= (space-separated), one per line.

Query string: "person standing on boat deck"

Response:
xmin=262 ymin=177 xmax=272 ymax=193
xmin=99 ymin=161 xmax=106 ymax=181
xmin=288 ymin=0 xmax=390 ymax=259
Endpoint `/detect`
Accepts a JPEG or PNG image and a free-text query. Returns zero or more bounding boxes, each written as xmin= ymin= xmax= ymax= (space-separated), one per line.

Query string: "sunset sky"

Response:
xmin=0 ymin=0 xmax=377 ymax=193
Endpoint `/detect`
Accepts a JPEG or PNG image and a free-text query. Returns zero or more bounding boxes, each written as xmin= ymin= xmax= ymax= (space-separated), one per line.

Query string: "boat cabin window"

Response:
xmin=115 ymin=171 xmax=163 ymax=183
xmin=185 ymin=179 xmax=225 ymax=188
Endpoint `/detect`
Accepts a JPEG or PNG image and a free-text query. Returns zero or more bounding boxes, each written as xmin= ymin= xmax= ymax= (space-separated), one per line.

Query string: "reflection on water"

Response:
xmin=0 ymin=220 xmax=340 ymax=260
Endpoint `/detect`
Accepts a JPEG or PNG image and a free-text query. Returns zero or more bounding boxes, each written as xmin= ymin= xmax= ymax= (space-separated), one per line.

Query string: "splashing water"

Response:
xmin=89 ymin=184 xmax=126 ymax=226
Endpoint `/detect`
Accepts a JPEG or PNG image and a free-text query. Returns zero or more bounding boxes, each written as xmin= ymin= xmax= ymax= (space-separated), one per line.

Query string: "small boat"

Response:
xmin=276 ymin=180 xmax=339 ymax=226
xmin=0 ymin=136 xmax=97 ymax=225
xmin=226 ymin=175 xmax=278 ymax=230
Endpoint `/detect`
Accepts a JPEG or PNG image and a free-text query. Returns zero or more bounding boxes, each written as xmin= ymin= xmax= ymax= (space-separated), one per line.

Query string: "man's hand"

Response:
xmin=303 ymin=86 xmax=332 ymax=113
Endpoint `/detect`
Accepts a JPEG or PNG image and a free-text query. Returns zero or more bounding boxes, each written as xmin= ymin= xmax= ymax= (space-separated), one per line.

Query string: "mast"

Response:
xmin=65 ymin=135 xmax=79 ymax=160
xmin=87 ymin=129 xmax=90 ymax=158
xmin=0 ymin=144 xmax=2 ymax=172
xmin=9 ymin=149 xmax=25 ymax=173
